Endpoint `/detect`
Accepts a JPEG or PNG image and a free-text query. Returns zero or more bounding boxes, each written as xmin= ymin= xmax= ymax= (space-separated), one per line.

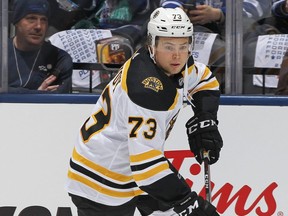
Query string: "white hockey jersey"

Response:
xmin=66 ymin=47 xmax=220 ymax=206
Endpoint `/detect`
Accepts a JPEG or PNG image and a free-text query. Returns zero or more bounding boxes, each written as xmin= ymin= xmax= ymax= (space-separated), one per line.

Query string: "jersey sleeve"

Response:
xmin=187 ymin=61 xmax=221 ymax=117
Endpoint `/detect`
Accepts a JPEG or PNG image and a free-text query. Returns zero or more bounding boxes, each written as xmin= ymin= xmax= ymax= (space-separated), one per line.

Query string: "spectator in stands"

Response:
xmin=9 ymin=0 xmax=73 ymax=93
xmin=46 ymin=0 xmax=105 ymax=36
xmin=268 ymin=0 xmax=288 ymax=33
xmin=241 ymin=0 xmax=281 ymax=94
xmin=49 ymin=0 xmax=160 ymax=92
xmin=57 ymin=0 xmax=160 ymax=48
xmin=269 ymin=0 xmax=288 ymax=95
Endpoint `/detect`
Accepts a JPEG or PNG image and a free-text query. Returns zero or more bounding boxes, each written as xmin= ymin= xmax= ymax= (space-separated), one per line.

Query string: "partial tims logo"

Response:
xmin=142 ymin=77 xmax=163 ymax=92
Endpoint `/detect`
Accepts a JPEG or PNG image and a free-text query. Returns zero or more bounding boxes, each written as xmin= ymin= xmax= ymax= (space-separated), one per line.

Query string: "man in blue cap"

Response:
xmin=8 ymin=0 xmax=73 ymax=93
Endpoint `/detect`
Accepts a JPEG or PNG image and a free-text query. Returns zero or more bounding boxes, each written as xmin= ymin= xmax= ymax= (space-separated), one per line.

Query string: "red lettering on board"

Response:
xmin=164 ymin=150 xmax=278 ymax=215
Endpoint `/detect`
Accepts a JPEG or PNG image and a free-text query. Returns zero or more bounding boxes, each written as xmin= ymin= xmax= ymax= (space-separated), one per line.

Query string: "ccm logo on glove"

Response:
xmin=187 ymin=119 xmax=217 ymax=134
xmin=178 ymin=201 xmax=199 ymax=216
xmin=173 ymin=192 xmax=219 ymax=216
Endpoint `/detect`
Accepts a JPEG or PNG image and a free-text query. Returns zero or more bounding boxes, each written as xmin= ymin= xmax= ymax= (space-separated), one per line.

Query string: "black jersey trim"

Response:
xmin=130 ymin=157 xmax=167 ymax=172
xmin=70 ymin=159 xmax=137 ymax=189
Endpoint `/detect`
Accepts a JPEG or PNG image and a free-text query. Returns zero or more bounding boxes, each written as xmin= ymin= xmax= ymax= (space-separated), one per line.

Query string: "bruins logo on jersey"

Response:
xmin=142 ymin=77 xmax=163 ymax=92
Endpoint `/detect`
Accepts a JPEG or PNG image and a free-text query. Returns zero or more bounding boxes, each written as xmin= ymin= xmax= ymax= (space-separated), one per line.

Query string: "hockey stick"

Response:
xmin=202 ymin=150 xmax=211 ymax=202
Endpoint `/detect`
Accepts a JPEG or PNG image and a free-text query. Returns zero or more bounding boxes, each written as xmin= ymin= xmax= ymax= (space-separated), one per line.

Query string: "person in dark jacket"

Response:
xmin=9 ymin=0 xmax=73 ymax=93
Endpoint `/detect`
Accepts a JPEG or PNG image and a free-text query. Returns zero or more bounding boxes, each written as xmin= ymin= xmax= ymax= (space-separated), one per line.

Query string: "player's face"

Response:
xmin=15 ymin=14 xmax=48 ymax=50
xmin=154 ymin=37 xmax=190 ymax=76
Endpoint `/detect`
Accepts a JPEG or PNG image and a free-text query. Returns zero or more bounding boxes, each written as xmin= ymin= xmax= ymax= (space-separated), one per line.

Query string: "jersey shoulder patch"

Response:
xmin=123 ymin=48 xmax=179 ymax=111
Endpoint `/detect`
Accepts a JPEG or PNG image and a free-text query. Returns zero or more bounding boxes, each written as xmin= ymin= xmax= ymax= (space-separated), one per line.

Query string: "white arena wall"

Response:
xmin=0 ymin=94 xmax=287 ymax=216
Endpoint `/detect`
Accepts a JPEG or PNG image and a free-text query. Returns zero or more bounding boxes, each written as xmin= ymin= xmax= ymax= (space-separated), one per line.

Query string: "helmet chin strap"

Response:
xmin=148 ymin=46 xmax=156 ymax=64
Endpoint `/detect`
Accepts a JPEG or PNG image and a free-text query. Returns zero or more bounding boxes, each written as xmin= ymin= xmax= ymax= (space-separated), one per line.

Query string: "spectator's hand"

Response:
xmin=186 ymin=5 xmax=223 ymax=25
xmin=38 ymin=75 xmax=59 ymax=91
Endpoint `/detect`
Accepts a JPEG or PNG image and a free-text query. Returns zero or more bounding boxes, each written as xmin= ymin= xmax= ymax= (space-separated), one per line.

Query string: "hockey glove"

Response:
xmin=174 ymin=192 xmax=219 ymax=216
xmin=186 ymin=112 xmax=223 ymax=165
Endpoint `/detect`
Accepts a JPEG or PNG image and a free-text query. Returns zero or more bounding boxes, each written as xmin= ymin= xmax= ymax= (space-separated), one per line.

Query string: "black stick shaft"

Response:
xmin=203 ymin=151 xmax=211 ymax=202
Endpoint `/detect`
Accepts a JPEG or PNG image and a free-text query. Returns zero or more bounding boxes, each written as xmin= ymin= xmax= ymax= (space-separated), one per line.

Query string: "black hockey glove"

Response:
xmin=174 ymin=192 xmax=219 ymax=216
xmin=185 ymin=112 xmax=223 ymax=165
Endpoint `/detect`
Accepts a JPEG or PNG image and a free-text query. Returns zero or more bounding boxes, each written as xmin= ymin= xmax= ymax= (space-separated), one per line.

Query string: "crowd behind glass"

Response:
xmin=2 ymin=0 xmax=288 ymax=95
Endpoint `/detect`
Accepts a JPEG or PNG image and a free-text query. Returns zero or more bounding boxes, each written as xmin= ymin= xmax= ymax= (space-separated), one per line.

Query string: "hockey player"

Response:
xmin=66 ymin=7 xmax=223 ymax=216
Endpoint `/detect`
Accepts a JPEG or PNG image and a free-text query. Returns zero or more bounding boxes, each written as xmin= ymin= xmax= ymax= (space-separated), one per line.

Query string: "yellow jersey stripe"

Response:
xmin=130 ymin=149 xmax=162 ymax=163
xmin=193 ymin=79 xmax=219 ymax=94
xmin=202 ymin=67 xmax=212 ymax=80
xmin=121 ymin=58 xmax=132 ymax=93
xmin=68 ymin=170 xmax=144 ymax=197
xmin=133 ymin=163 xmax=169 ymax=181
xmin=168 ymin=91 xmax=179 ymax=111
